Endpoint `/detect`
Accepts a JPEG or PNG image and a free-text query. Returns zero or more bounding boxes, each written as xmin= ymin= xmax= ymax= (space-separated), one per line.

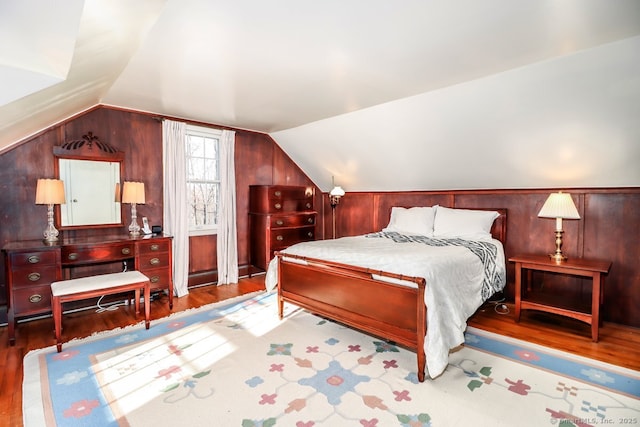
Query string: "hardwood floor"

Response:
xmin=467 ymin=298 xmax=640 ymax=372
xmin=1 ymin=275 xmax=638 ymax=426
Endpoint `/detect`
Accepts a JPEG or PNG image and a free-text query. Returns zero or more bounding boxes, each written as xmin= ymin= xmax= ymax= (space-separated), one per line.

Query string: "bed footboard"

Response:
xmin=276 ymin=253 xmax=427 ymax=382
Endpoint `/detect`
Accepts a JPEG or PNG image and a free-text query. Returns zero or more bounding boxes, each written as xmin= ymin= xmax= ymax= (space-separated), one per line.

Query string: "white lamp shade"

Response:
xmin=121 ymin=181 xmax=145 ymax=204
xmin=538 ymin=192 xmax=580 ymax=220
xmin=35 ymin=179 xmax=66 ymax=205
xmin=329 ymin=186 xmax=346 ymax=197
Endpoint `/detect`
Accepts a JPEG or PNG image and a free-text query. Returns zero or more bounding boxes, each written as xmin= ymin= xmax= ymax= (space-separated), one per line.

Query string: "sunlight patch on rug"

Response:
xmin=23 ymin=291 xmax=640 ymax=427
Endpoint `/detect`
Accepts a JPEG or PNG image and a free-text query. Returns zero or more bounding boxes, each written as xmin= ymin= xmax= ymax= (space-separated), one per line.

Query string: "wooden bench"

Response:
xmin=51 ymin=271 xmax=151 ymax=352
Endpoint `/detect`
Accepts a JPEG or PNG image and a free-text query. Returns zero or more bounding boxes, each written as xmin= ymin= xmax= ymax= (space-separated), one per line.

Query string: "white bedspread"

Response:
xmin=264 ymin=233 xmax=506 ymax=379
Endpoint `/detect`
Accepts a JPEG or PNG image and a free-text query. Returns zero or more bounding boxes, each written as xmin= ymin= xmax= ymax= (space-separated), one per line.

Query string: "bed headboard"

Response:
xmin=385 ymin=206 xmax=508 ymax=244
xmin=490 ymin=208 xmax=507 ymax=244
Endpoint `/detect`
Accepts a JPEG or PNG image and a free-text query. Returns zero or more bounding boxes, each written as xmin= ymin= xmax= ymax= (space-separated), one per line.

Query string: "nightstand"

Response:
xmin=509 ymin=254 xmax=611 ymax=342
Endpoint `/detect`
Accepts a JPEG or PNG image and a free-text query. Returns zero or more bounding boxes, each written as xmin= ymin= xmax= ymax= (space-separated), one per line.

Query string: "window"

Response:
xmin=185 ymin=125 xmax=221 ymax=235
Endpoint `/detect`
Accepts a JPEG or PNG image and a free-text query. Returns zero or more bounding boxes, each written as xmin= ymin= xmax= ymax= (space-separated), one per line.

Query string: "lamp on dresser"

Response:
xmin=329 ymin=184 xmax=346 ymax=239
xmin=35 ymin=178 xmax=66 ymax=243
xmin=538 ymin=191 xmax=580 ymax=262
xmin=122 ymin=181 xmax=145 ymax=236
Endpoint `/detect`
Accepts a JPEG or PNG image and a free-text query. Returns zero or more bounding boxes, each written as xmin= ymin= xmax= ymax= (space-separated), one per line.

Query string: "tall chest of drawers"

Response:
xmin=249 ymin=185 xmax=317 ymax=272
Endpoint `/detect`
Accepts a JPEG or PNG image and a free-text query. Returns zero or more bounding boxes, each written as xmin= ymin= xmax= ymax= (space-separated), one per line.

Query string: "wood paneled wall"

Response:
xmin=0 ymin=106 xmax=317 ymax=316
xmin=1 ymin=106 xmax=638 ymax=328
xmin=322 ymin=189 xmax=640 ymax=327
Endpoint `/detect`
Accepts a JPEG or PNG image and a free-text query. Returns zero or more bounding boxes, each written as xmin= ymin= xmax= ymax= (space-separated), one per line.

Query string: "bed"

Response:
xmin=265 ymin=206 xmax=507 ymax=382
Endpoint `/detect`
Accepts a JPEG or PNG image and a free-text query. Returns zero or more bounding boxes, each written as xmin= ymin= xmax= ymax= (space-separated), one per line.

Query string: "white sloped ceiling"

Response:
xmin=0 ymin=0 xmax=639 ymax=192
xmin=273 ymin=37 xmax=640 ymax=191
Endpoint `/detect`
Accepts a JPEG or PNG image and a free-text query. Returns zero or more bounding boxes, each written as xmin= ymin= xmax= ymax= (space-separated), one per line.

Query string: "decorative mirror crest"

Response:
xmin=54 ymin=132 xmax=123 ymax=160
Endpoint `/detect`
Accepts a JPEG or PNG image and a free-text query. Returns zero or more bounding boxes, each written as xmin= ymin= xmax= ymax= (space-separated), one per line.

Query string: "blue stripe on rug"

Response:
xmin=464 ymin=327 xmax=640 ymax=399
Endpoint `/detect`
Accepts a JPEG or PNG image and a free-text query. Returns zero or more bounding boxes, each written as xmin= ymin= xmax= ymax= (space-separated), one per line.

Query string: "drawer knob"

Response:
xmin=150 ymin=275 xmax=160 ymax=283
xmin=27 ymin=255 xmax=40 ymax=264
xmin=28 ymin=272 xmax=41 ymax=282
xmin=305 ymin=203 xmax=312 ymax=209
xmin=276 ymin=235 xmax=284 ymax=241
xmin=307 ymin=217 xmax=314 ymax=224
xmin=274 ymin=203 xmax=282 ymax=210
xmin=68 ymin=253 xmax=78 ymax=261
xmin=274 ymin=190 xmax=281 ymax=197
xmin=307 ymin=232 xmax=314 ymax=238
xmin=29 ymin=294 xmax=43 ymax=303
xmin=121 ymin=247 xmax=131 ymax=255
xmin=150 ymin=244 xmax=160 ymax=251
xmin=276 ymin=220 xmax=284 ymax=226
xmin=150 ymin=257 xmax=161 ymax=266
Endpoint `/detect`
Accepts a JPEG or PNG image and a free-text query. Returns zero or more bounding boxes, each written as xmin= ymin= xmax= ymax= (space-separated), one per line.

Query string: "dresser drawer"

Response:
xmin=140 ymin=267 xmax=172 ymax=291
xmin=9 ymin=250 xmax=58 ymax=268
xmin=10 ymin=265 xmax=60 ymax=288
xmin=62 ymin=243 xmax=135 ymax=265
xmin=137 ymin=252 xmax=170 ymax=269
xmin=266 ymin=199 xmax=314 ymax=213
xmin=270 ymin=213 xmax=316 ymax=228
xmin=250 ymin=185 xmax=315 ymax=213
xmin=136 ymin=239 xmax=171 ymax=255
xmin=270 ymin=227 xmax=315 ymax=250
xmin=268 ymin=186 xmax=314 ymax=200
xmin=13 ymin=285 xmax=52 ymax=313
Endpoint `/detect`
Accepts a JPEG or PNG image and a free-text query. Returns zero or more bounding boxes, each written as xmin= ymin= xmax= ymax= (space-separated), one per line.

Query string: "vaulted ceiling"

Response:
xmin=2 ymin=0 xmax=639 ymax=191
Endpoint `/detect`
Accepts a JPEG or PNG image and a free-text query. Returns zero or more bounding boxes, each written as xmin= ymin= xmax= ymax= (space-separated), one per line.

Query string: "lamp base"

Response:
xmin=43 ymin=204 xmax=59 ymax=243
xmin=128 ymin=203 xmax=141 ymax=236
xmin=548 ymin=253 xmax=567 ymax=263
xmin=549 ymin=229 xmax=567 ymax=263
xmin=128 ymin=220 xmax=141 ymax=236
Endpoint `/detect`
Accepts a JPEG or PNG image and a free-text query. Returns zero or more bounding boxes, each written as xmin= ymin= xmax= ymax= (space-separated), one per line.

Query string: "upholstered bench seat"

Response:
xmin=51 ymin=271 xmax=151 ymax=352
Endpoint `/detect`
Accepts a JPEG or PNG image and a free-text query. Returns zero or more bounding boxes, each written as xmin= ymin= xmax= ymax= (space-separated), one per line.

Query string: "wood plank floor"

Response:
xmin=1 ymin=275 xmax=638 ymax=426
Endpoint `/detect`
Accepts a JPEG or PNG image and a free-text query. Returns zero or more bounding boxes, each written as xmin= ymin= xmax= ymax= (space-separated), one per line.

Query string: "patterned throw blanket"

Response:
xmin=365 ymin=231 xmax=504 ymax=300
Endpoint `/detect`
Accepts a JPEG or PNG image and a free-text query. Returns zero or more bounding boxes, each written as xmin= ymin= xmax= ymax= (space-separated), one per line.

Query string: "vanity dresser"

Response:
xmin=248 ymin=184 xmax=317 ymax=273
xmin=2 ymin=131 xmax=173 ymax=345
xmin=3 ymin=234 xmax=173 ymax=345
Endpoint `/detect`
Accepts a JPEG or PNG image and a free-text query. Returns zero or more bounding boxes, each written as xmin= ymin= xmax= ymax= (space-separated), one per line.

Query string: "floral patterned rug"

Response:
xmin=23 ymin=291 xmax=639 ymax=426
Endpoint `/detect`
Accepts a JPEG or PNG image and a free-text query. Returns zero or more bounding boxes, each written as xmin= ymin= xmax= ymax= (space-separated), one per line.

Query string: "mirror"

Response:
xmin=54 ymin=132 xmax=124 ymax=229
xmin=59 ymin=159 xmax=121 ymax=226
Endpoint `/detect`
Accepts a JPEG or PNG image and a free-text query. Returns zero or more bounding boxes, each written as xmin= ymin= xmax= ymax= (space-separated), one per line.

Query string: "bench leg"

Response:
xmin=144 ymin=282 xmax=150 ymax=329
xmin=52 ymin=296 xmax=63 ymax=352
xmin=134 ymin=288 xmax=140 ymax=314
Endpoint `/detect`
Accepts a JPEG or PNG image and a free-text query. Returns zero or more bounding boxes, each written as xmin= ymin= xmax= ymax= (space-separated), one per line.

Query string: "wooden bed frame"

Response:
xmin=276 ymin=209 xmax=507 ymax=382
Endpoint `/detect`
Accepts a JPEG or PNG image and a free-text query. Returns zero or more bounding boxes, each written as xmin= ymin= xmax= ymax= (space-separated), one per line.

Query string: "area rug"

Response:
xmin=23 ymin=291 xmax=639 ymax=427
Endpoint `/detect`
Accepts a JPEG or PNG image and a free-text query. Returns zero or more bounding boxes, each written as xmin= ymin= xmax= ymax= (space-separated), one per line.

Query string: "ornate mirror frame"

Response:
xmin=53 ymin=132 xmax=125 ymax=230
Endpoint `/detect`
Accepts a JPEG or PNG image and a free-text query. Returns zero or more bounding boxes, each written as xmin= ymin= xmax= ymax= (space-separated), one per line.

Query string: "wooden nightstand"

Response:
xmin=509 ymin=254 xmax=611 ymax=342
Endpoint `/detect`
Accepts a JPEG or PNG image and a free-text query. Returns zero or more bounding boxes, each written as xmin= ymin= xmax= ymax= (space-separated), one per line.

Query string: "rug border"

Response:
xmin=465 ymin=325 xmax=640 ymax=400
xmin=466 ymin=325 xmax=640 ymax=378
xmin=22 ymin=290 xmax=267 ymax=427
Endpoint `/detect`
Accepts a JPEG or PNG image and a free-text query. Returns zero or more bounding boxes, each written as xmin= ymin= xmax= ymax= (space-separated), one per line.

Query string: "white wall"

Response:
xmin=272 ymin=36 xmax=640 ymax=192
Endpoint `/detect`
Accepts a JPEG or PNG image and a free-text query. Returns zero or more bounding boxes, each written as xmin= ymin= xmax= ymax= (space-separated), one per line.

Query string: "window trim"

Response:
xmin=185 ymin=124 xmax=222 ymax=237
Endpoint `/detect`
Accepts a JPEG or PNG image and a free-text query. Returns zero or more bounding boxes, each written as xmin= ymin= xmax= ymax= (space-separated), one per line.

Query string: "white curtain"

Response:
xmin=217 ymin=130 xmax=238 ymax=284
xmin=162 ymin=120 xmax=190 ymax=297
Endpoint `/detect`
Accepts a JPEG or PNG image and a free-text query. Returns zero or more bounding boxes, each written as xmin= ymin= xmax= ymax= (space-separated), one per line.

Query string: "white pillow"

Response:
xmin=433 ymin=206 xmax=499 ymax=240
xmin=383 ymin=206 xmax=437 ymax=237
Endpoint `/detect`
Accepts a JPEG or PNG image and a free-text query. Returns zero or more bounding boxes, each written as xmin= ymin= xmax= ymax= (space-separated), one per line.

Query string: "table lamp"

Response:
xmin=35 ymin=178 xmax=66 ymax=242
xmin=538 ymin=192 xmax=580 ymax=262
xmin=122 ymin=181 xmax=145 ymax=236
